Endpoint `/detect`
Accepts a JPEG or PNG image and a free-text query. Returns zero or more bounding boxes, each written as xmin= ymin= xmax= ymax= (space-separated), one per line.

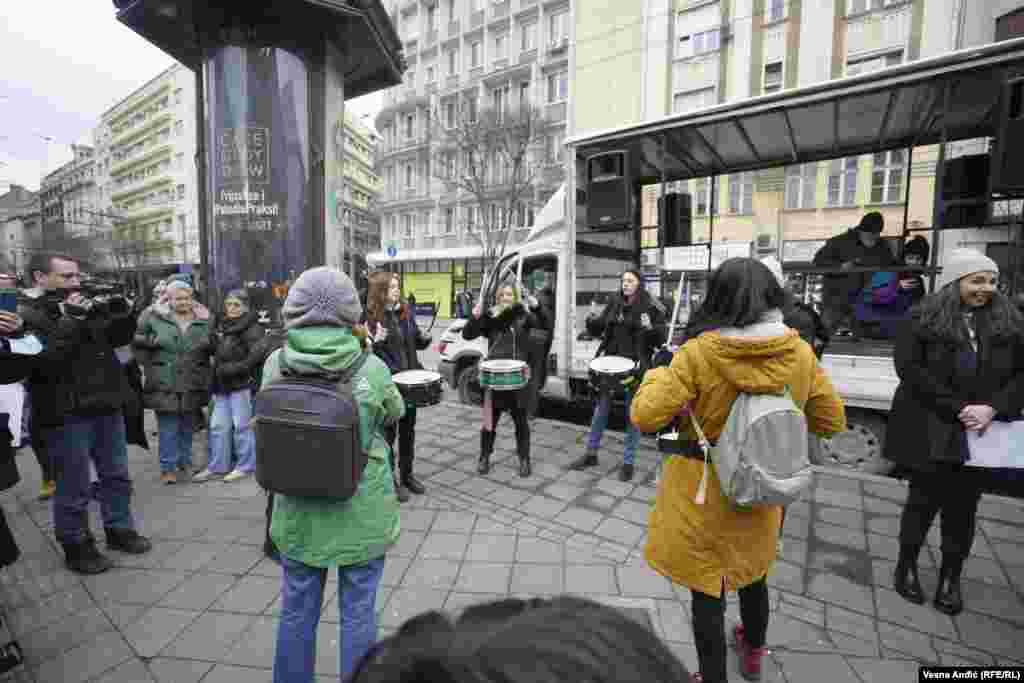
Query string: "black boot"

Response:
xmin=104 ymin=528 xmax=152 ymax=555
xmin=63 ymin=539 xmax=113 ymax=575
xmin=478 ymin=430 xmax=494 ymax=475
xmin=569 ymin=448 xmax=599 ymax=470
xmin=934 ymin=555 xmax=965 ymax=616
xmin=517 ymin=437 xmax=531 ymax=478
xmin=894 ymin=544 xmax=925 ymax=605
xmin=618 ymin=463 xmax=635 ymax=482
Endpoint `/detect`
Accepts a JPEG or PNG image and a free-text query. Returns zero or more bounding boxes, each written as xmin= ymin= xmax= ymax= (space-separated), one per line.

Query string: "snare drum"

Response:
xmin=392 ymin=370 xmax=443 ymax=407
xmin=588 ymin=355 xmax=637 ymax=394
xmin=478 ymin=359 xmax=529 ymax=391
xmin=657 ymin=431 xmax=686 ymax=455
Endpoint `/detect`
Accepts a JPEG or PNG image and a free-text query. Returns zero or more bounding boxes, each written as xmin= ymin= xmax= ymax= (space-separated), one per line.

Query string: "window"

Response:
xmin=443 ymin=101 xmax=456 ymax=128
xmin=518 ymin=81 xmax=531 ymax=109
xmin=447 ymin=49 xmax=458 ymax=74
xmin=767 ymin=0 xmax=785 ymax=22
xmin=443 ymin=151 xmax=456 ymax=179
xmin=728 ymin=173 xmax=754 ymax=214
xmin=677 ymin=29 xmax=720 ymax=59
xmin=546 ymin=70 xmax=568 ymax=102
xmin=695 ymin=178 xmax=719 ymax=216
xmin=177 ymin=184 xmax=186 ymax=201
xmin=470 ymin=40 xmax=481 ymax=68
xmin=403 ymin=214 xmax=414 ymax=238
xmin=548 ymin=9 xmax=568 ymax=46
xmin=846 ymin=50 xmax=902 ymax=76
xmin=464 ymin=94 xmax=478 ymax=122
xmin=494 ymin=33 xmax=508 ymax=63
xmin=848 ymin=0 xmax=903 ymax=15
xmin=545 ymin=130 xmax=565 ymax=162
xmin=178 ymin=214 xmax=186 ymax=235
xmin=405 ymin=162 xmax=415 ymax=188
xmin=871 ymin=150 xmax=905 ymax=204
xmin=443 ymin=207 xmax=455 ymax=234
xmin=672 ymin=87 xmax=715 ymax=114
xmin=520 ymin=22 xmax=537 ymax=51
xmin=174 ymin=120 xmax=184 ymax=137
xmin=784 ymin=164 xmax=817 ymax=209
xmin=466 ymin=205 xmax=478 ymax=232
xmin=492 ymin=85 xmax=509 ymax=122
xmin=175 ymin=153 xmax=184 ymax=170
xmin=827 ymin=158 xmax=859 ymax=206
xmin=421 ymin=211 xmax=433 ymax=236
xmin=404 ymin=113 xmax=415 ymax=139
xmin=427 ymin=4 xmax=437 ymax=30
xmin=763 ymin=62 xmax=783 ymax=94
xmin=174 ymin=88 xmax=183 ymax=105
xmin=426 ymin=65 xmax=436 ymax=83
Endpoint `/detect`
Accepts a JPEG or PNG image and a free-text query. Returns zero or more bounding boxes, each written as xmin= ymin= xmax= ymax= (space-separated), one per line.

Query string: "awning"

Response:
xmin=567 ymin=38 xmax=1024 ymax=185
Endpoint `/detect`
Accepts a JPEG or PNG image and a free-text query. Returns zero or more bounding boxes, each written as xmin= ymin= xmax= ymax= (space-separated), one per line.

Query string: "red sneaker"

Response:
xmin=733 ymin=625 xmax=767 ymax=681
xmin=689 ymin=674 xmax=704 ymax=683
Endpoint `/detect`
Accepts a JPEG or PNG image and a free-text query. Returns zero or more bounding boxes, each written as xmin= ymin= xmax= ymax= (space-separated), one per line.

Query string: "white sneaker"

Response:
xmin=223 ymin=469 xmax=252 ymax=483
xmin=191 ymin=468 xmax=222 ymax=483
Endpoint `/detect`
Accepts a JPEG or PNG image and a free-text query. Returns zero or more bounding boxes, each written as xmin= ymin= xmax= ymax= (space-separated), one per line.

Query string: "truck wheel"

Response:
xmin=817 ymin=410 xmax=894 ymax=476
xmin=457 ymin=364 xmax=483 ymax=406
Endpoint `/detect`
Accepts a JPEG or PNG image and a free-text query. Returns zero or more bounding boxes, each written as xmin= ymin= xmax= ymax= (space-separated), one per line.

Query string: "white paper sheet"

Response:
xmin=0 ymin=384 xmax=25 ymax=448
xmin=966 ymin=421 xmax=1024 ymax=469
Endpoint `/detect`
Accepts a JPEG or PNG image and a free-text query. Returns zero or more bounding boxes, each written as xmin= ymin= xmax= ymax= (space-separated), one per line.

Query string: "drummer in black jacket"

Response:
xmin=570 ymin=269 xmax=666 ymax=482
xmin=463 ymin=284 xmax=547 ymax=478
xmin=365 ymin=272 xmax=432 ymax=502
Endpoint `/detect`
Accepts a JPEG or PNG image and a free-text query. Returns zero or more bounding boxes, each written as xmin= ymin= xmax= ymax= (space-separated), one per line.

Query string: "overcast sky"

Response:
xmin=0 ymin=0 xmax=382 ymax=192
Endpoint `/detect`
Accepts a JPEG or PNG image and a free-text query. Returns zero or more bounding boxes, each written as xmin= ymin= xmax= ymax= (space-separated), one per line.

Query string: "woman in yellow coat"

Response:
xmin=631 ymin=258 xmax=846 ymax=683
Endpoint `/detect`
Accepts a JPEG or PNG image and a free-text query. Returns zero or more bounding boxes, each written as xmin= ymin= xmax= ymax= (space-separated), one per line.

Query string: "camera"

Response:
xmin=58 ymin=281 xmax=130 ymax=319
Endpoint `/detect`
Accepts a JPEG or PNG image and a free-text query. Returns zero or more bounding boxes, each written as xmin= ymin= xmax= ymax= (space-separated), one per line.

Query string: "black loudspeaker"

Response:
xmin=659 ymin=192 xmax=692 ymax=247
xmin=991 ymin=76 xmax=1024 ymax=195
xmin=942 ymin=154 xmax=990 ymax=199
xmin=586 ymin=151 xmax=631 ymax=229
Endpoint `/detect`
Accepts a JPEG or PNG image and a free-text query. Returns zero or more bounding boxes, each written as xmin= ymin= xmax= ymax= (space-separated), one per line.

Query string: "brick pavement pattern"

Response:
xmin=0 ymin=401 xmax=1021 ymax=682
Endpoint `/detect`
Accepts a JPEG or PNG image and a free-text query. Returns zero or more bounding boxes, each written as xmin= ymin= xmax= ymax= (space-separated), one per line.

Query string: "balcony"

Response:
xmin=447 ymin=20 xmax=461 ymax=38
xmin=492 ymin=57 xmax=509 ymax=71
xmin=468 ymin=65 xmax=484 ymax=83
xmin=470 ymin=9 xmax=484 ymax=29
xmin=546 ymin=101 xmax=567 ymax=123
xmin=492 ymin=1 xmax=510 ymax=20
xmin=519 ymin=48 xmax=538 ymax=65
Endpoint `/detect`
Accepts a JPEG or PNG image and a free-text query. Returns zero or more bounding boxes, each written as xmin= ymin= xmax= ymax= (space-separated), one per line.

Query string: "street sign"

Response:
xmin=386 ymin=245 xmax=398 ymax=258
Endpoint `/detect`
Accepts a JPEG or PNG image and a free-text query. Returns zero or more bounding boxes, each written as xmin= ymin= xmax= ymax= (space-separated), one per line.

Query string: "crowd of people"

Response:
xmin=0 ymin=233 xmax=1018 ymax=683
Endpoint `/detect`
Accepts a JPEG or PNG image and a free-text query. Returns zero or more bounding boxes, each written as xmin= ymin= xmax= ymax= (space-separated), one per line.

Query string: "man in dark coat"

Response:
xmin=812 ymin=212 xmax=895 ymax=337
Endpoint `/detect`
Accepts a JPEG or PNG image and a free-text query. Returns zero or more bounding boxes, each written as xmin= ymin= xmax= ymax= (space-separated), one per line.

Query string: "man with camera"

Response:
xmin=20 ymin=253 xmax=151 ymax=574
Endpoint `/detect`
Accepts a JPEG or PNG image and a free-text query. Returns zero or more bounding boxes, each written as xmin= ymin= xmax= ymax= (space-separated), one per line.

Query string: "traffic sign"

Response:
xmin=386 ymin=245 xmax=398 ymax=258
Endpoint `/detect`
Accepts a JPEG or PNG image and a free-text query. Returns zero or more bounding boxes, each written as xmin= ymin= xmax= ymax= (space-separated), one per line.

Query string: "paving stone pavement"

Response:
xmin=0 ymin=402 xmax=1021 ymax=682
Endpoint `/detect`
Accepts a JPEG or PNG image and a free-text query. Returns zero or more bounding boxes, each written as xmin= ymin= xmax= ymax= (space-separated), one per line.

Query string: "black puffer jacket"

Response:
xmin=211 ymin=312 xmax=267 ymax=394
xmin=20 ymin=292 xmax=137 ymax=428
xmin=368 ymin=303 xmax=431 ymax=374
xmin=586 ymin=290 xmax=667 ymax=372
xmin=462 ymin=303 xmax=546 ymax=363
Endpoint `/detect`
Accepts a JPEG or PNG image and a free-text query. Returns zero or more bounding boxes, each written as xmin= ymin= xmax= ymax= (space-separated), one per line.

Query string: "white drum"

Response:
xmin=478 ymin=359 xmax=529 ymax=391
xmin=392 ymin=370 xmax=443 ymax=407
xmin=588 ymin=355 xmax=637 ymax=394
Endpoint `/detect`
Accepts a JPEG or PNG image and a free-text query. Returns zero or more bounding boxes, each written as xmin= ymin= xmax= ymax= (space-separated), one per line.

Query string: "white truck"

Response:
xmin=438 ymin=40 xmax=1024 ymax=477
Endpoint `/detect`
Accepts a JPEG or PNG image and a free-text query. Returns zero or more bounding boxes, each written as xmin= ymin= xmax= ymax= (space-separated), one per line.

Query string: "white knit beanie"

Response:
xmin=942 ymin=249 xmax=999 ymax=288
xmin=760 ymin=256 xmax=785 ymax=287
xmin=282 ymin=267 xmax=363 ymax=330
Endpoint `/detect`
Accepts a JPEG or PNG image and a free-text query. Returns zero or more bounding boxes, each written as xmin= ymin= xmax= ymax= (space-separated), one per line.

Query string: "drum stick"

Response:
xmin=665 ymin=275 xmax=686 ymax=348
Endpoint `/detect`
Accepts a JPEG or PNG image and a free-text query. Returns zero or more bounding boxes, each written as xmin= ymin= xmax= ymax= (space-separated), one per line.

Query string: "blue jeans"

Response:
xmin=207 ymin=390 xmax=255 ymax=474
xmin=586 ymin=390 xmax=639 ymax=465
xmin=156 ymin=411 xmax=194 ymax=473
xmin=43 ymin=412 xmax=135 ymax=545
xmin=274 ymin=555 xmax=385 ymax=683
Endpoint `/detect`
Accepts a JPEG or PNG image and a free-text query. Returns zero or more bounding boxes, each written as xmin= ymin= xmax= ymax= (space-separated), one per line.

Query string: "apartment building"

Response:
xmin=38 ymin=144 xmax=103 ymax=260
xmin=329 ymin=110 xmax=384 ymax=283
xmin=93 ymin=63 xmax=199 ymax=271
xmin=0 ymin=185 xmax=41 ymax=275
xmin=371 ymin=0 xmax=571 ymax=314
xmin=574 ymin=0 xmax=1020 ymax=268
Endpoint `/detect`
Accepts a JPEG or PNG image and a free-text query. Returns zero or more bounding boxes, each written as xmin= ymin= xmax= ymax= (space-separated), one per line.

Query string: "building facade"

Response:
xmin=0 ymin=184 xmax=41 ymax=277
xmin=327 ymin=110 xmax=384 ymax=286
xmin=37 ymin=144 xmax=105 ymax=268
xmin=370 ymin=0 xmax=572 ymax=316
xmin=92 ymin=63 xmax=200 ymax=273
xmin=573 ymin=0 xmax=1023 ymax=279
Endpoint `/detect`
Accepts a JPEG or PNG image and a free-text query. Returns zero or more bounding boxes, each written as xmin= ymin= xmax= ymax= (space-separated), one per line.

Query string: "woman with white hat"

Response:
xmin=884 ymin=249 xmax=1024 ymax=616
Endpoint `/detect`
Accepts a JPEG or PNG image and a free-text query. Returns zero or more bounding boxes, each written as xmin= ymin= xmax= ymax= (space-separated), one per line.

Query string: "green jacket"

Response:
xmin=133 ymin=305 xmax=213 ymax=413
xmin=264 ymin=326 xmax=405 ymax=568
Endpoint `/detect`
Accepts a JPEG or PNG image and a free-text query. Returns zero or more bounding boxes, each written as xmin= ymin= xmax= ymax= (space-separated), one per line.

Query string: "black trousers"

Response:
xmin=30 ymin=433 xmax=54 ymax=483
xmin=481 ymin=390 xmax=530 ymax=461
xmin=691 ymin=578 xmax=770 ymax=683
xmin=898 ymin=466 xmax=983 ymax=562
xmin=385 ymin=405 xmax=418 ymax=478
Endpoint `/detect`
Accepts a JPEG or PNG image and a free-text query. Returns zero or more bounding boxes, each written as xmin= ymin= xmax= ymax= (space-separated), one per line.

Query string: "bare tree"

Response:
xmin=430 ymin=101 xmax=547 ymax=286
xmin=27 ymin=225 xmax=105 ymax=272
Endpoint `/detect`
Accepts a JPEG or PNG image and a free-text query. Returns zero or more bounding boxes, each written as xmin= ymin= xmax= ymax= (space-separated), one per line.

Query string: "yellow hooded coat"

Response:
xmin=631 ymin=324 xmax=846 ymax=597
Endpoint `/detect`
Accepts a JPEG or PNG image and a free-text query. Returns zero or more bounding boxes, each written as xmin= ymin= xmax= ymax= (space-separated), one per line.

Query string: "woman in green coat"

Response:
xmin=133 ymin=281 xmax=213 ymax=484
xmin=266 ymin=267 xmax=405 ymax=683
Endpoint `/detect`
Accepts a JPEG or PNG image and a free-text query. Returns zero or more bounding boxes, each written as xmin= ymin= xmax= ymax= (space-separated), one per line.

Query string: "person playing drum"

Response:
xmin=570 ymin=269 xmax=666 ymax=482
xmin=365 ymin=272 xmax=432 ymax=502
xmin=463 ymin=284 xmax=548 ymax=478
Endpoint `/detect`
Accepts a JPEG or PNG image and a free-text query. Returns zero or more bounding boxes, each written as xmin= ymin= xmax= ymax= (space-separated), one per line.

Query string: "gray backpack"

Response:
xmin=690 ymin=388 xmax=811 ymax=507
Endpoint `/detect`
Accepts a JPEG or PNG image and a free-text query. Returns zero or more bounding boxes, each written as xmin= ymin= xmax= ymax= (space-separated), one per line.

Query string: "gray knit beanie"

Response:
xmin=282 ymin=267 xmax=363 ymax=330
xmin=941 ymin=248 xmax=999 ymax=289
xmin=224 ymin=288 xmax=250 ymax=312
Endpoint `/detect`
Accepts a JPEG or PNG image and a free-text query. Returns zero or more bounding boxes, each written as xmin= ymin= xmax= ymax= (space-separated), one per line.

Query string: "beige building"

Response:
xmin=371 ymin=0 xmax=571 ymax=313
xmin=572 ymin=0 xmax=1021 ymax=263
xmin=93 ymin=63 xmax=200 ymax=271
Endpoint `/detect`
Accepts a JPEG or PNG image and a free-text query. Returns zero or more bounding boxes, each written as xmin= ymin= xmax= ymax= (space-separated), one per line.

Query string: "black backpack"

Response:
xmin=253 ymin=351 xmax=369 ymax=499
